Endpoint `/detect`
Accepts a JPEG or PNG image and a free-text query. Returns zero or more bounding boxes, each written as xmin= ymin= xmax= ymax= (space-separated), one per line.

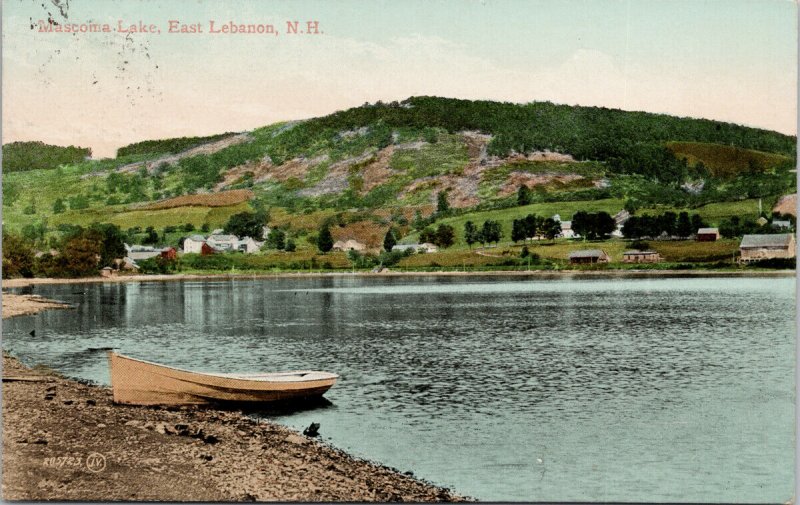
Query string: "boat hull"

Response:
xmin=108 ymin=352 xmax=338 ymax=406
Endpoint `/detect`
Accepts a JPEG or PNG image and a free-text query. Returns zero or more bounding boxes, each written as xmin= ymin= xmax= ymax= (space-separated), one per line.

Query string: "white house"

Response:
xmin=183 ymin=235 xmax=207 ymax=254
xmin=183 ymin=234 xmax=264 ymax=254
xmin=392 ymin=243 xmax=439 ymax=254
xmin=125 ymin=244 xmax=168 ymax=261
xmin=559 ymin=221 xmax=575 ymax=239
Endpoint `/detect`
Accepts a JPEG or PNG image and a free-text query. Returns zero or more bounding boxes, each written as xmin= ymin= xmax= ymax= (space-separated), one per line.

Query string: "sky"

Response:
xmin=2 ymin=0 xmax=797 ymax=158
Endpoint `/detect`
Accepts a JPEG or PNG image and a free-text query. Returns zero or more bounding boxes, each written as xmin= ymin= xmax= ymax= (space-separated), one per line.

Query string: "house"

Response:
xmin=568 ymin=249 xmax=610 ymax=264
xmin=236 ymin=237 xmax=263 ymax=254
xmin=99 ymin=266 xmax=115 ymax=278
xmin=333 ymin=239 xmax=367 ymax=252
xmin=559 ymin=221 xmax=575 ymax=239
xmin=206 ymin=234 xmax=240 ymax=252
xmin=622 ymin=250 xmax=662 ymax=263
xmin=771 ymin=220 xmax=791 ymax=230
xmin=612 ymin=210 xmax=630 ymax=238
xmin=125 ymin=244 xmax=165 ymax=261
xmin=183 ymin=235 xmax=207 ymax=254
xmin=392 ymin=243 xmax=439 ymax=254
xmin=185 ymin=234 xmax=264 ymax=254
xmin=696 ymin=228 xmax=720 ymax=242
xmin=739 ymin=234 xmax=796 ymax=262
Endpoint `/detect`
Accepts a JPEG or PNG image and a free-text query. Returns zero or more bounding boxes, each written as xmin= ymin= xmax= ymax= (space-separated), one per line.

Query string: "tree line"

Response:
xmin=3 ymin=141 xmax=91 ymax=172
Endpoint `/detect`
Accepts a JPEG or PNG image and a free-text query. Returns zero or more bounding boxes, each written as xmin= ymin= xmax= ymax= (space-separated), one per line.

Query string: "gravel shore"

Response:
xmin=1 ymin=296 xmax=464 ymax=501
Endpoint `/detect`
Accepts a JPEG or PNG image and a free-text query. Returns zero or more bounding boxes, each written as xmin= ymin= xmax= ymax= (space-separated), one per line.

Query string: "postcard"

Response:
xmin=1 ymin=0 xmax=796 ymax=502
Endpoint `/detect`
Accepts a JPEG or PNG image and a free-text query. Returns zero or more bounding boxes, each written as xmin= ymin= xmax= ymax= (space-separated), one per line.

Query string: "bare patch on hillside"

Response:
xmin=498 ymin=172 xmax=585 ymax=197
xmin=331 ymin=220 xmax=389 ymax=251
xmin=115 ymin=133 xmax=252 ymax=175
xmin=773 ymin=194 xmax=797 ymax=217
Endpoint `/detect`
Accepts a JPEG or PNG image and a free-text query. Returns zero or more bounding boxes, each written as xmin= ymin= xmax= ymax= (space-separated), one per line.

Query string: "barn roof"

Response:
xmin=697 ymin=228 xmax=719 ymax=234
xmin=740 ymin=234 xmax=795 ymax=248
xmin=623 ymin=250 xmax=659 ymax=255
xmin=568 ymin=249 xmax=607 ymax=258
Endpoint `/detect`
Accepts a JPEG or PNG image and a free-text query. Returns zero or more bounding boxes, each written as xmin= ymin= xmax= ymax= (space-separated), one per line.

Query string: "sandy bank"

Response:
xmin=1 ymin=293 xmax=73 ymax=318
xmin=2 ymin=268 xmax=794 ymax=289
xmin=1 ymin=301 xmax=464 ymax=501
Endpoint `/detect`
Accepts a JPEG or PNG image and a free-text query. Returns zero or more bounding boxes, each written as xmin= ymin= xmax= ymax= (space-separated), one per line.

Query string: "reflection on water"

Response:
xmin=2 ymin=275 xmax=795 ymax=502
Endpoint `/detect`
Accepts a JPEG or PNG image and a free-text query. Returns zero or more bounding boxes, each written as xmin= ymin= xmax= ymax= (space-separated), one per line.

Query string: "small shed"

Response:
xmin=622 ymin=250 xmax=662 ymax=263
xmin=739 ymin=234 xmax=796 ymax=262
xmin=568 ymin=249 xmax=610 ymax=264
xmin=160 ymin=247 xmax=178 ymax=260
xmin=99 ymin=266 xmax=115 ymax=278
xmin=201 ymin=242 xmax=217 ymax=256
xmin=696 ymin=228 xmax=720 ymax=242
xmin=771 ymin=220 xmax=791 ymax=230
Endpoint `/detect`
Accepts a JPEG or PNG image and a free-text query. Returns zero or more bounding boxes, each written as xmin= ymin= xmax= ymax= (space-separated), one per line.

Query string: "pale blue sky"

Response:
xmin=3 ymin=0 xmax=796 ymax=157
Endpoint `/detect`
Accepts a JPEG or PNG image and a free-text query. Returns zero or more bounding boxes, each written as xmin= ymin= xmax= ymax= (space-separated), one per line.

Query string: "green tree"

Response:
xmin=436 ymin=190 xmax=450 ymax=214
xmin=61 ymin=236 xmax=102 ymax=277
xmin=224 ymin=212 xmax=265 ymax=239
xmin=68 ymin=194 xmax=89 ymax=210
xmin=676 ymin=212 xmax=693 ymax=238
xmin=383 ymin=228 xmax=397 ymax=252
xmin=517 ymin=185 xmax=532 ymax=206
xmin=285 ymin=239 xmax=297 ymax=252
xmin=511 ymin=219 xmax=527 ymax=243
xmin=481 ymin=220 xmax=503 ymax=245
xmin=542 ymin=218 xmax=561 ymax=241
xmin=52 ymin=198 xmax=66 ymax=214
xmin=464 ymin=221 xmax=479 ymax=249
xmin=317 ymin=224 xmax=334 ymax=253
xmin=89 ymin=223 xmax=127 ymax=267
xmin=2 ymin=233 xmax=35 ymax=278
xmin=267 ymin=229 xmax=286 ymax=250
xmin=435 ymin=224 xmax=455 ymax=248
xmin=143 ymin=226 xmax=159 ymax=245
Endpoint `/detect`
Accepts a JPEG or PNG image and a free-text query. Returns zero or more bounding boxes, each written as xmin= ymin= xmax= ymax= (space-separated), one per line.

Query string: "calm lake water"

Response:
xmin=2 ymin=275 xmax=795 ymax=502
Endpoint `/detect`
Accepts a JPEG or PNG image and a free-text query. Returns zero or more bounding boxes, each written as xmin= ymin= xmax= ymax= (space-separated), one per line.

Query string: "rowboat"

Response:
xmin=107 ymin=352 xmax=338 ymax=406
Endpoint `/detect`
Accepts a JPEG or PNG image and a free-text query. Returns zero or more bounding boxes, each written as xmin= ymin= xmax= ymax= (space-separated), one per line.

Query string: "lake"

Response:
xmin=2 ymin=275 xmax=795 ymax=502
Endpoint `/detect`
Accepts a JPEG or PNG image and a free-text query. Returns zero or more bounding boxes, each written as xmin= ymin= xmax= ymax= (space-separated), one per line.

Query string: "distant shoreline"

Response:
xmin=2 ymin=269 xmax=795 ymax=289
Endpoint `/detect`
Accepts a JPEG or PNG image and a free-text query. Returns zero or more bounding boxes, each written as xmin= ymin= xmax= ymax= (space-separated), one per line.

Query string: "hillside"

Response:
xmin=2 ymin=96 xmax=796 ymax=263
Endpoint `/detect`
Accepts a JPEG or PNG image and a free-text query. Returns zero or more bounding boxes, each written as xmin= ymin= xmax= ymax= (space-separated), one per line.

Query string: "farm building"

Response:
xmin=559 ymin=221 xmax=575 ymax=239
xmin=333 ymin=239 xmax=368 ymax=252
xmin=126 ymin=244 xmax=174 ymax=261
xmin=392 ymin=243 xmax=439 ymax=254
xmin=183 ymin=234 xmax=263 ymax=254
xmin=568 ymin=249 xmax=610 ymax=264
xmin=161 ymin=247 xmax=178 ymax=260
xmin=771 ymin=220 xmax=791 ymax=230
xmin=739 ymin=234 xmax=796 ymax=262
xmin=696 ymin=228 xmax=720 ymax=242
xmin=622 ymin=250 xmax=662 ymax=263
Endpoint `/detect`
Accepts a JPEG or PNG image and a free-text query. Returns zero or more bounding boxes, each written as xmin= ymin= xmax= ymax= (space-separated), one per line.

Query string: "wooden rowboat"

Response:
xmin=108 ymin=352 xmax=338 ymax=406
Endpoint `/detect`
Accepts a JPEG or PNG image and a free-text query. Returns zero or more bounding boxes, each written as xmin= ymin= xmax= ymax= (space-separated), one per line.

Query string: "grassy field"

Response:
xmin=666 ymin=141 xmax=792 ymax=177
xmin=49 ymin=202 xmax=252 ymax=230
xmin=396 ymin=238 xmax=741 ymax=269
xmin=139 ymin=189 xmax=254 ymax=210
